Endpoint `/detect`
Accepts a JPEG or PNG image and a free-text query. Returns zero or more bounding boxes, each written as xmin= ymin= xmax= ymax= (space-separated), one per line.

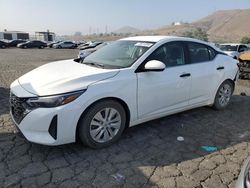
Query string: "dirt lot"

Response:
xmin=0 ymin=48 xmax=250 ymax=188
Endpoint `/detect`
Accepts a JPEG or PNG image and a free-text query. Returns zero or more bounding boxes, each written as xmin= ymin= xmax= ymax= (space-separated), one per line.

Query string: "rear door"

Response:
xmin=137 ymin=41 xmax=192 ymax=119
xmin=185 ymin=42 xmax=219 ymax=105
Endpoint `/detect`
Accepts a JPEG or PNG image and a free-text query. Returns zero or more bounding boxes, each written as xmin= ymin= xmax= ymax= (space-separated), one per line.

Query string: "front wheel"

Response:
xmin=213 ymin=80 xmax=234 ymax=110
xmin=78 ymin=100 xmax=126 ymax=149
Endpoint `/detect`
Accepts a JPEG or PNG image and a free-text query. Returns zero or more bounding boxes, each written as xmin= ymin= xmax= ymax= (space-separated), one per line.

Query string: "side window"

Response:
xmin=146 ymin=42 xmax=186 ymax=67
xmin=238 ymin=45 xmax=247 ymax=52
xmin=187 ymin=42 xmax=210 ymax=63
xmin=208 ymin=47 xmax=216 ymax=60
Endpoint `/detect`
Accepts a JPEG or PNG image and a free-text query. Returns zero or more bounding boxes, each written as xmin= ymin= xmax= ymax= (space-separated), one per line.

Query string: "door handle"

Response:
xmin=217 ymin=66 xmax=224 ymax=70
xmin=180 ymin=73 xmax=191 ymax=78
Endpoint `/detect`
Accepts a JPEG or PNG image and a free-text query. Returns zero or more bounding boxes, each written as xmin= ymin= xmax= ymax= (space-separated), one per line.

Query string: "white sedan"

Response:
xmin=10 ymin=36 xmax=239 ymax=148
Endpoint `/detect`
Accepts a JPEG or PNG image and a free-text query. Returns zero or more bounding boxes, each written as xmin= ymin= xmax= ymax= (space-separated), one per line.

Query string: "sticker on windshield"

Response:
xmin=135 ymin=42 xmax=153 ymax=48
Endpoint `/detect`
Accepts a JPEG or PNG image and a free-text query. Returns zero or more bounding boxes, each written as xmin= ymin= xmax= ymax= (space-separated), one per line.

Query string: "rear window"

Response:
xmin=187 ymin=42 xmax=210 ymax=63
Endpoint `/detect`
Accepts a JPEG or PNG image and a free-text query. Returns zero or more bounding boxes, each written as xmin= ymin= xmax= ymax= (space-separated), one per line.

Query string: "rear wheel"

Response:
xmin=213 ymin=80 xmax=234 ymax=110
xmin=58 ymin=45 xmax=62 ymax=49
xmin=78 ymin=100 xmax=126 ymax=149
xmin=1 ymin=45 xmax=6 ymax=49
xmin=40 ymin=45 xmax=44 ymax=49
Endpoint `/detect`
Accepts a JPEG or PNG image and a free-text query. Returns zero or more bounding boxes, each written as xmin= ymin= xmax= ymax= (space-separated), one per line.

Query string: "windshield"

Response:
xmin=220 ymin=45 xmax=238 ymax=51
xmin=83 ymin=40 xmax=154 ymax=68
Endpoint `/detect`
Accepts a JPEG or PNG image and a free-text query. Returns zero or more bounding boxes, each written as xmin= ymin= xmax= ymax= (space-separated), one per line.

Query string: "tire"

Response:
xmin=58 ymin=45 xmax=62 ymax=49
xmin=1 ymin=45 xmax=6 ymax=49
xmin=23 ymin=46 xmax=27 ymax=49
xmin=213 ymin=80 xmax=234 ymax=110
xmin=78 ymin=100 xmax=126 ymax=149
xmin=40 ymin=45 xmax=44 ymax=49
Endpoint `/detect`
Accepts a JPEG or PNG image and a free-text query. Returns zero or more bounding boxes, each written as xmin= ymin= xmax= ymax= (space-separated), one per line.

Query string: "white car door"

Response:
xmin=186 ymin=42 xmax=221 ymax=105
xmin=137 ymin=42 xmax=192 ymax=119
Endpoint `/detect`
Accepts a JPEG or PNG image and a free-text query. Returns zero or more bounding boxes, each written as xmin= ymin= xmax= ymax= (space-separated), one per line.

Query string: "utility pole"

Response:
xmin=105 ymin=25 xmax=108 ymax=34
xmin=89 ymin=26 xmax=92 ymax=35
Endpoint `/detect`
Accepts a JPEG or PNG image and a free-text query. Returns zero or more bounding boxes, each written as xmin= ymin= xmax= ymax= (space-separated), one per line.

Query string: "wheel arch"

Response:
xmin=75 ymin=97 xmax=131 ymax=140
xmin=211 ymin=78 xmax=235 ymax=105
xmin=225 ymin=78 xmax=235 ymax=92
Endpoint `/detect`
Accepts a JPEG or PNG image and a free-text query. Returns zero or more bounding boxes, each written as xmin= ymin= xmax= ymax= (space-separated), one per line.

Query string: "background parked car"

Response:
xmin=0 ymin=40 xmax=8 ymax=48
xmin=79 ymin=41 xmax=103 ymax=50
xmin=8 ymin=39 xmax=27 ymax=47
xmin=47 ymin=41 xmax=61 ymax=48
xmin=17 ymin=40 xmax=47 ymax=49
xmin=238 ymin=50 xmax=250 ymax=79
xmin=77 ymin=41 xmax=93 ymax=49
xmin=78 ymin=42 xmax=109 ymax=59
xmin=53 ymin=41 xmax=77 ymax=49
xmin=76 ymin=41 xmax=86 ymax=47
xmin=219 ymin=43 xmax=249 ymax=59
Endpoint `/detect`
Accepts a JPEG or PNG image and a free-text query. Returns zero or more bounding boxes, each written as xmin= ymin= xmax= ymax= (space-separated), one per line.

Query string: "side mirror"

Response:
xmin=144 ymin=60 xmax=166 ymax=72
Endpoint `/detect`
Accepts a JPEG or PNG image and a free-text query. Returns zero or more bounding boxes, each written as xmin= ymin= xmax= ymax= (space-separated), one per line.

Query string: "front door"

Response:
xmin=137 ymin=42 xmax=192 ymax=119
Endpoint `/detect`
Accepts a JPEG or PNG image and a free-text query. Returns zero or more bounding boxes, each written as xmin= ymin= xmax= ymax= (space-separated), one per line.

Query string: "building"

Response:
xmin=0 ymin=31 xmax=29 ymax=40
xmin=35 ymin=31 xmax=55 ymax=42
xmin=173 ymin=22 xmax=183 ymax=26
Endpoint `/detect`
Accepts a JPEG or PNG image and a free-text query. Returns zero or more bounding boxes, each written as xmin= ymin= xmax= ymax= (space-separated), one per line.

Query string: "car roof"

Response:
xmin=220 ymin=43 xmax=243 ymax=46
xmin=120 ymin=35 xmax=211 ymax=44
xmin=120 ymin=36 xmax=176 ymax=42
xmin=119 ymin=35 xmax=220 ymax=50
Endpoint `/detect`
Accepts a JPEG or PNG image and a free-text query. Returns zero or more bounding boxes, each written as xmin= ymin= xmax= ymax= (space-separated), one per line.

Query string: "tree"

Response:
xmin=182 ymin=28 xmax=208 ymax=42
xmin=240 ymin=36 xmax=250 ymax=44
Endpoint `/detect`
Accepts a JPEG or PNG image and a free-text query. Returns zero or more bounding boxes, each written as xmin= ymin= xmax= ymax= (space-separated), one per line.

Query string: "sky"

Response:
xmin=0 ymin=0 xmax=250 ymax=35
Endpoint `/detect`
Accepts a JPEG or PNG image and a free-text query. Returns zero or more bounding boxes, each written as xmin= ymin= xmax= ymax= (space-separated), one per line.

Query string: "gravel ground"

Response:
xmin=0 ymin=48 xmax=250 ymax=188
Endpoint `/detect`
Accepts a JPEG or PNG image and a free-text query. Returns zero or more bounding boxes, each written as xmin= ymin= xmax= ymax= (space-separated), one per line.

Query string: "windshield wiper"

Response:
xmin=83 ymin=62 xmax=105 ymax=68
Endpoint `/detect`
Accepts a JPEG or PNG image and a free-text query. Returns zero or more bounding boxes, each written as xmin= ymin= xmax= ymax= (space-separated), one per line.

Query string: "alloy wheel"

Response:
xmin=89 ymin=108 xmax=121 ymax=143
xmin=218 ymin=83 xmax=232 ymax=107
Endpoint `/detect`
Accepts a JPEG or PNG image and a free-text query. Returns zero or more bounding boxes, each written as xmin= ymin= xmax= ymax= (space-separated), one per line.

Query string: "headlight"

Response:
xmin=25 ymin=90 xmax=86 ymax=109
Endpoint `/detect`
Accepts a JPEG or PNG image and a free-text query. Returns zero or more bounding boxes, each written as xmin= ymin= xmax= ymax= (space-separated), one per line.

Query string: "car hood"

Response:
xmin=18 ymin=59 xmax=119 ymax=96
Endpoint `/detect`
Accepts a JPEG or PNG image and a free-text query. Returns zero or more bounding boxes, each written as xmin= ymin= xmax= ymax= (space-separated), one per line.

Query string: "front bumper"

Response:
xmin=9 ymin=80 xmax=83 ymax=146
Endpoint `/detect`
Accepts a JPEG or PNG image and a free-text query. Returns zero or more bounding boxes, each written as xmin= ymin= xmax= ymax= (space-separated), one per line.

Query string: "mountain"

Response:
xmin=147 ymin=9 xmax=250 ymax=42
xmin=194 ymin=9 xmax=250 ymax=42
xmin=113 ymin=26 xmax=140 ymax=34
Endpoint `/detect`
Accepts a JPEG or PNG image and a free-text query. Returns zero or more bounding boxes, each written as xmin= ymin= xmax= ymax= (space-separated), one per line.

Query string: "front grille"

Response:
xmin=10 ymin=93 xmax=28 ymax=124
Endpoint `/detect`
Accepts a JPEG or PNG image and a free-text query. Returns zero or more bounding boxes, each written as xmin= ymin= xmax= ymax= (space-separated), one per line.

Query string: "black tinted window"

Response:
xmin=238 ymin=45 xmax=247 ymax=52
xmin=147 ymin=42 xmax=186 ymax=67
xmin=187 ymin=42 xmax=210 ymax=63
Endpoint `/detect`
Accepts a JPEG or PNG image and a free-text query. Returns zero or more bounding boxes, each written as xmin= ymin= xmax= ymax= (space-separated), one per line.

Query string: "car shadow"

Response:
xmin=0 ymin=95 xmax=250 ymax=187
